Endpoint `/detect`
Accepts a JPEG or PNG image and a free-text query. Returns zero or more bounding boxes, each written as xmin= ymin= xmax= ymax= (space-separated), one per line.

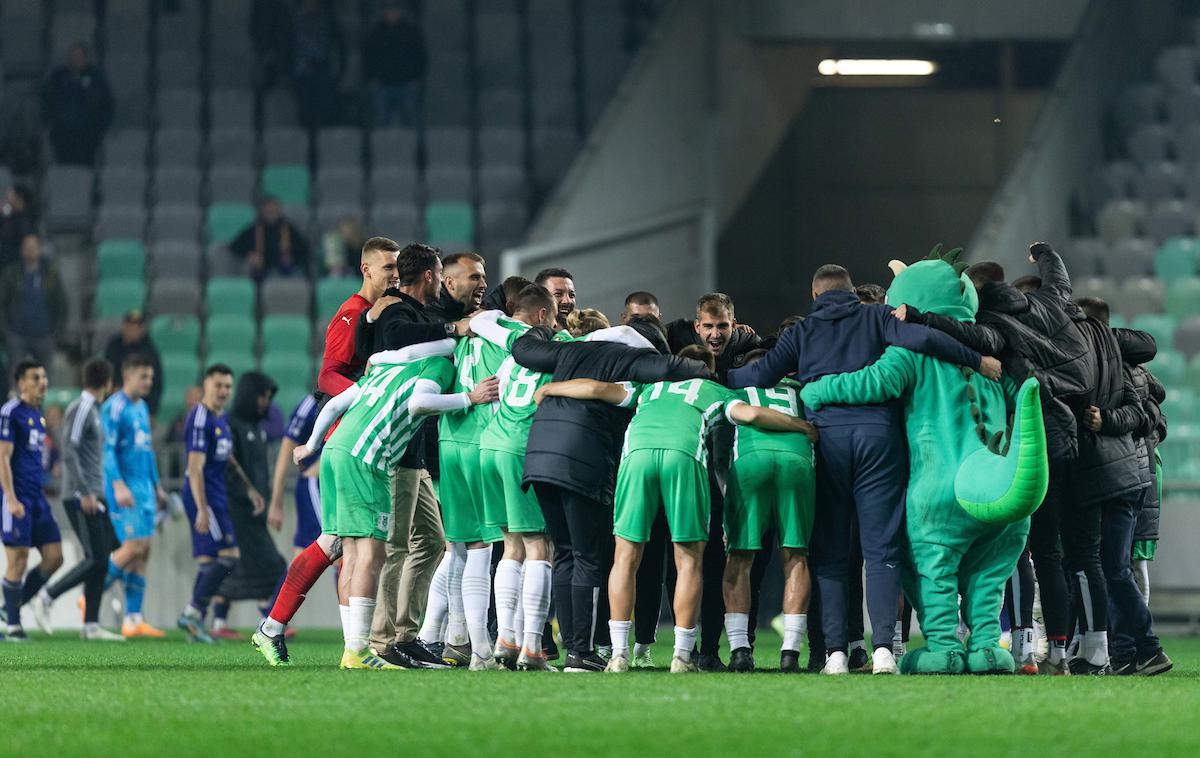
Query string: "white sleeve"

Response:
xmin=305 ymin=385 xmax=361 ymax=448
xmin=586 ymin=325 xmax=654 ymax=350
xmin=370 ymin=338 xmax=456 ymax=365
xmin=408 ymin=379 xmax=472 ymax=416
xmin=469 ymin=310 xmax=510 ymax=348
xmin=723 ymin=399 xmax=749 ymax=425
xmin=616 ymin=382 xmax=638 ymax=408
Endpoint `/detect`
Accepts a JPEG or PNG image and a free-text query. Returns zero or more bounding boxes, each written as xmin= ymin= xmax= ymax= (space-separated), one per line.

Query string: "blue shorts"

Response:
xmin=181 ymin=492 xmax=238 ymax=558
xmin=2 ymin=490 xmax=61 ymax=548
xmin=293 ymin=475 xmax=322 ymax=548
xmin=106 ymin=484 xmax=157 ymax=542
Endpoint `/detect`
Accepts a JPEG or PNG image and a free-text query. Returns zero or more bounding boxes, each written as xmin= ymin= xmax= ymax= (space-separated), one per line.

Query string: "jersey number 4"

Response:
xmin=645 ymin=379 xmax=703 ymax=405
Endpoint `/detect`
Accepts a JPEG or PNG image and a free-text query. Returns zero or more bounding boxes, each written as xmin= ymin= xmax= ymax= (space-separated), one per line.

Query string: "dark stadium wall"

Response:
xmin=719 ymin=87 xmax=1043 ymax=332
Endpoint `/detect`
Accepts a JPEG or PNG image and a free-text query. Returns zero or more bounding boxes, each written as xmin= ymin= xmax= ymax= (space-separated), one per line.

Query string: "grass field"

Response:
xmin=5 ymin=629 xmax=1200 ymax=757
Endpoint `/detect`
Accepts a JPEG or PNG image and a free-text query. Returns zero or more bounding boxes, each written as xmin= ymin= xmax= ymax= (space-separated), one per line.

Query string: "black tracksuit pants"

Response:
xmin=45 ymin=498 xmax=118 ymax=624
xmin=535 ymin=483 xmax=610 ymax=655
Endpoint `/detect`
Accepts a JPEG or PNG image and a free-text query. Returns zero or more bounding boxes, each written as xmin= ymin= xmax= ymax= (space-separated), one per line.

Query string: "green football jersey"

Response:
xmin=325 ymin=357 xmax=456 ymax=471
xmin=478 ymin=318 xmax=573 ymax=455
xmin=622 ymin=378 xmax=742 ymax=464
xmin=732 ymin=378 xmax=813 ymax=461
xmin=439 ymin=333 xmax=511 ymax=444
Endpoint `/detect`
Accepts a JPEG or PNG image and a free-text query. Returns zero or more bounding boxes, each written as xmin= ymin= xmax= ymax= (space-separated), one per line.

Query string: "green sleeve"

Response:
xmin=799 ymin=346 xmax=917 ymax=410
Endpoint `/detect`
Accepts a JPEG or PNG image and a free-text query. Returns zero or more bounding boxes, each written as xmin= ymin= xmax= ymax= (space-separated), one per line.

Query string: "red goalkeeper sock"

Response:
xmin=269 ymin=542 xmax=333 ymax=625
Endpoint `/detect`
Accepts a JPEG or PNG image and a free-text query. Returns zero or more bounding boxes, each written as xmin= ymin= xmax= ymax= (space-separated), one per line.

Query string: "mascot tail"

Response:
xmin=954 ymin=377 xmax=1050 ymax=524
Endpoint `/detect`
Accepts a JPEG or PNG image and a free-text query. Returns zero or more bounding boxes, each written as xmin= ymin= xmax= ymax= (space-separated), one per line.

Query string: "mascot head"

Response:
xmin=885 ymin=244 xmax=978 ymax=323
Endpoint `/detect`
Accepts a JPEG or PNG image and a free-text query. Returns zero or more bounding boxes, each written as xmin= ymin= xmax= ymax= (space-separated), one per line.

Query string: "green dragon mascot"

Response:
xmin=800 ymin=246 xmax=1049 ymax=674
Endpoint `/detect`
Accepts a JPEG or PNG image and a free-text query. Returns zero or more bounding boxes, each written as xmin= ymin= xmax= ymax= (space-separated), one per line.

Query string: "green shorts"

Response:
xmin=319 ymin=448 xmax=392 ymax=540
xmin=481 ymin=448 xmax=545 ymax=533
xmin=614 ymin=449 xmax=709 ymax=544
xmin=1132 ymin=539 xmax=1157 ymax=561
xmin=725 ymin=450 xmax=814 ymax=552
xmin=439 ymin=441 xmax=503 ymax=544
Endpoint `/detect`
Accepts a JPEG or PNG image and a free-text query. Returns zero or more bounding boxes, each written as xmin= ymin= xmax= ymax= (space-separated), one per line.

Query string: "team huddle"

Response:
xmin=0 ymin=235 xmax=1170 ymax=678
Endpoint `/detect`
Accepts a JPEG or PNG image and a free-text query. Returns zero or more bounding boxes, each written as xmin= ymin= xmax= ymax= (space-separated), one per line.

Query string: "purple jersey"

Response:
xmin=0 ymin=398 xmax=47 ymax=498
xmin=285 ymin=395 xmax=321 ymax=468
xmin=183 ymin=403 xmax=233 ymax=510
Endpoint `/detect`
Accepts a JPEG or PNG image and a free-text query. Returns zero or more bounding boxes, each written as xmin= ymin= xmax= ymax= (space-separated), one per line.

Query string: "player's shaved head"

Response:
xmin=966 ymin=261 xmax=1005 ymax=291
xmin=622 ymin=291 xmax=661 ymax=323
xmin=812 ymin=264 xmax=854 ymax=296
xmin=678 ymin=344 xmax=716 ymax=373
xmin=512 ymin=284 xmax=557 ymax=327
xmin=442 ymin=252 xmax=487 ymax=308
xmin=362 ymin=236 xmax=401 ymax=262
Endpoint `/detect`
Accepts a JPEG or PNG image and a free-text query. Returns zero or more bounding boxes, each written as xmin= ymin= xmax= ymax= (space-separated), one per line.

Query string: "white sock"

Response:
xmin=782 ymin=614 xmax=806 ymax=652
xmin=1049 ymin=637 xmax=1067 ymax=665
xmin=635 ymin=642 xmax=652 ymax=657
xmin=446 ymin=544 xmax=469 ymax=646
xmin=610 ymin=619 xmax=632 ymax=656
xmin=893 ymin=620 xmax=903 ymax=644
xmin=494 ymin=558 xmax=523 ymax=646
xmin=419 ymin=551 xmax=452 ymax=643
xmin=673 ymin=626 xmax=697 ymax=662
xmin=127 ymin=612 xmax=144 ymax=625
xmin=463 ymin=546 xmax=494 ymax=658
xmin=338 ymin=604 xmax=350 ymax=648
xmin=1134 ymin=559 xmax=1151 ymax=605
xmin=512 ymin=564 xmax=525 ymax=644
xmin=84 ymin=621 xmax=99 ymax=633
xmin=1084 ymin=630 xmax=1109 ymax=667
xmin=346 ymin=597 xmax=375 ymax=652
xmin=261 ymin=616 xmax=286 ymax=637
xmin=213 ymin=617 xmax=229 ymax=631
xmin=724 ymin=612 xmax=750 ymax=651
xmin=521 ymin=560 xmax=552 ymax=653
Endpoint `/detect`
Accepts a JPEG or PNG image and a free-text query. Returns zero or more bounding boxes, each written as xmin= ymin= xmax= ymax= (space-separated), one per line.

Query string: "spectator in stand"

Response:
xmin=1 ymin=184 xmax=37 ymax=269
xmin=363 ymin=0 xmax=427 ymax=127
xmin=230 ymin=197 xmax=311 ymax=281
xmin=41 ymin=41 xmax=114 ymax=165
xmin=104 ymin=311 xmax=164 ymax=417
xmin=321 ymin=215 xmax=366 ymax=277
xmin=0 ymin=235 xmax=66 ymax=367
xmin=291 ymin=0 xmax=345 ymax=129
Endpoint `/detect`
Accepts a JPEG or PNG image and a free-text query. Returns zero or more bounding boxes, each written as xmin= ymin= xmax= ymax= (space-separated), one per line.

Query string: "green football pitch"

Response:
xmin=4 ymin=630 xmax=1200 ymax=756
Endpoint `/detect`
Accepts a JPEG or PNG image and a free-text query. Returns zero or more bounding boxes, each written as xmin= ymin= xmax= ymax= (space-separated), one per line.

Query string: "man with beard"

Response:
xmin=535 ymin=268 xmax=577 ymax=329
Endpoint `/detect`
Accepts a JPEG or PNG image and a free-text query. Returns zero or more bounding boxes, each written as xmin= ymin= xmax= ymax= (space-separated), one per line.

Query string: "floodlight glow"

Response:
xmin=817 ymin=59 xmax=938 ymax=76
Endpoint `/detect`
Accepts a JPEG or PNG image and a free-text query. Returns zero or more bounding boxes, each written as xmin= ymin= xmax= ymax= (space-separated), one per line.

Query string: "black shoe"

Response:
xmin=1068 ymin=658 xmax=1111 ymax=676
xmin=696 ymin=653 xmax=727 ymax=672
xmin=5 ymin=627 xmax=28 ymax=642
xmin=387 ymin=641 xmax=449 ymax=669
xmin=728 ymin=647 xmax=755 ymax=673
xmin=426 ymin=639 xmax=445 ymax=659
xmin=1133 ymin=649 xmax=1173 ymax=676
xmin=780 ymin=649 xmax=801 ymax=673
xmin=563 ymin=651 xmax=607 ymax=672
xmin=848 ymin=646 xmax=870 ymax=672
xmin=1111 ymin=658 xmax=1135 ymax=676
xmin=396 ymin=638 xmax=450 ymax=668
xmin=542 ymin=622 xmax=560 ymax=661
xmin=806 ymin=652 xmax=825 ymax=673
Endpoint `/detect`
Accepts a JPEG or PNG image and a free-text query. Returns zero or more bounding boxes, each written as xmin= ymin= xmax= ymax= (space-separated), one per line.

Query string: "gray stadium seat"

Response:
xmin=156 ymin=88 xmax=202 ymax=129
xmin=210 ymin=89 xmax=255 ymax=131
xmin=529 ymin=0 xmax=574 ymax=89
xmin=1145 ymin=199 xmax=1195 ymax=242
xmin=1176 ymin=124 xmax=1200 ymax=167
xmin=1175 ymin=315 xmax=1200 ymax=358
xmin=1156 ymin=46 xmax=1198 ymax=91
xmin=368 ymin=203 xmax=420 ymax=240
xmin=153 ymin=166 xmax=203 ymax=205
xmin=151 ymin=204 xmax=202 ymax=242
xmin=45 ymin=166 xmax=94 ymax=234
xmin=480 ymin=165 xmax=527 ymax=202
xmin=426 ymin=127 xmax=471 ymax=167
xmin=263 ymin=127 xmax=310 ymax=165
xmin=1116 ymin=277 xmax=1165 ymax=318
xmin=424 ymin=1 xmax=468 ymax=47
xmin=1 ymin=1 xmax=44 ymax=77
xmin=208 ymin=166 xmax=257 ymax=204
xmin=1095 ymin=199 xmax=1147 ymax=241
xmin=370 ymin=166 xmax=419 ymax=204
xmin=263 ymin=89 xmax=299 ymax=127
xmin=1064 ymin=237 xmax=1108 ymax=277
xmin=208 ymin=2 xmax=254 ymax=87
xmin=426 ymin=166 xmax=472 ymax=201
xmin=1116 ymin=83 xmax=1165 ymax=135
xmin=316 ymin=167 xmax=364 ymax=205
xmin=370 ymin=128 xmax=418 ymax=166
xmin=261 ymin=277 xmax=313 ymax=316
xmin=1105 ymin=238 xmax=1157 ymax=278
xmin=532 ymin=128 xmax=579 ymax=187
xmin=480 ymin=89 xmax=523 ymax=128
xmin=206 ymin=244 xmax=245 ymax=277
xmin=107 ymin=52 xmax=150 ymax=128
xmin=94 ymin=205 xmax=147 ymax=240
xmin=209 ymin=128 xmax=257 ymax=167
xmin=317 ymin=128 xmax=364 ymax=166
xmin=154 ymin=129 xmax=202 ymax=166
xmin=105 ymin=4 xmax=150 ymax=54
xmin=1168 ymin=86 xmax=1200 ymax=128
xmin=151 ymin=241 xmax=203 ymax=279
xmin=104 ymin=130 xmax=149 ymax=167
xmin=148 ymin=277 xmax=202 ymax=317
xmin=101 ymin=167 xmax=147 ymax=206
xmin=479 ymin=201 xmax=527 ymax=251
xmin=425 ymin=89 xmax=471 ymax=127
xmin=476 ymin=11 xmax=522 ymax=88
xmin=1072 ymin=276 xmax=1120 ymax=305
xmin=283 ymin=204 xmax=312 ymax=234
xmin=316 ymin=203 xmax=363 ymax=234
xmin=1128 ymin=124 xmax=1172 ymax=166
xmin=156 ymin=49 xmax=201 ymax=89
xmin=1134 ymin=162 xmax=1184 ymax=203
xmin=479 ymin=128 xmax=524 ymax=167
xmin=533 ymin=87 xmax=576 ymax=128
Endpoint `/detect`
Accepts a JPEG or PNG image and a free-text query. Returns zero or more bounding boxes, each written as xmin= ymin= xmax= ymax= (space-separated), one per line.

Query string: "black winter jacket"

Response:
xmin=1114 ymin=327 xmax=1167 ymax=540
xmin=665 ymin=318 xmax=762 ymax=381
xmin=512 ymin=327 xmax=711 ymax=502
xmin=904 ymin=246 xmax=1095 ymax=461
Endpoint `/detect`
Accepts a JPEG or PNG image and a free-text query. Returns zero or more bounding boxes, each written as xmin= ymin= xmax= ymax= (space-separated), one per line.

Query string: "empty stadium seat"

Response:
xmin=155 ymin=129 xmax=202 ymax=166
xmin=1106 ymin=238 xmax=1157 ymax=277
xmin=101 ymin=166 xmax=148 ymax=206
xmin=262 ymin=315 xmax=312 ymax=354
xmin=95 ymin=278 xmax=147 ymax=319
xmin=154 ymin=166 xmax=203 ymax=205
xmin=261 ymin=278 xmax=313 ymax=316
xmin=1156 ymin=46 xmax=1198 ymax=91
xmin=426 ymin=127 xmax=472 ymax=167
xmin=104 ymin=130 xmax=150 ymax=167
xmin=206 ymin=276 xmax=256 ymax=319
xmin=1131 ymin=313 xmax=1178 ymax=348
xmin=1116 ymin=82 xmax=1165 ymax=135
xmin=149 ymin=276 xmax=202 ymax=316
xmin=369 ymin=166 xmax=419 ymax=204
xmin=209 ymin=128 xmax=257 ymax=167
xmin=1145 ymin=199 xmax=1194 ymax=241
xmin=150 ymin=314 xmax=201 ymax=357
xmin=152 ymin=204 xmax=202 ymax=242
xmin=45 ymin=166 xmax=94 ymax=233
xmin=316 ymin=128 xmax=364 ymax=165
xmin=316 ymin=203 xmax=362 ymax=233
xmin=1116 ymin=277 xmax=1165 ymax=318
xmin=261 ymin=164 xmax=311 ymax=206
xmin=367 ymin=203 xmax=420 ymax=240
xmin=370 ymin=128 xmax=418 ymax=166
xmin=1175 ymin=315 xmax=1200 ymax=358
xmin=1095 ymin=199 xmax=1147 ymax=241
xmin=426 ymin=202 xmax=474 ymax=246
xmin=207 ymin=203 xmax=256 ymax=245
xmin=97 ymin=240 xmax=147 ymax=279
xmin=206 ymin=314 xmax=256 ymax=354
xmin=1155 ymin=237 xmax=1200 ymax=279
xmin=316 ymin=277 xmax=359 ymax=320
xmin=156 ymin=88 xmax=202 ymax=129
xmin=426 ymin=166 xmax=472 ymax=201
xmin=208 ymin=166 xmax=257 ymax=204
xmin=206 ymin=350 xmax=255 ymax=377
xmin=480 ymin=89 xmax=524 ymax=128
xmin=261 ymin=353 xmax=313 ymax=388
xmin=1149 ymin=349 xmax=1187 ymax=386
xmin=315 ymin=167 xmax=364 ymax=205
xmin=263 ymin=127 xmax=310 ymax=165
xmin=151 ymin=241 xmax=203 ymax=279
xmin=209 ymin=89 xmax=255 ymax=130
xmin=1128 ymin=124 xmax=1173 ymax=165
xmin=479 ymin=128 xmax=524 ymax=167
xmin=1135 ymin=162 xmax=1184 ymax=203
xmin=1166 ymin=277 xmax=1200 ymax=319
xmin=95 ymin=205 xmax=147 ymax=240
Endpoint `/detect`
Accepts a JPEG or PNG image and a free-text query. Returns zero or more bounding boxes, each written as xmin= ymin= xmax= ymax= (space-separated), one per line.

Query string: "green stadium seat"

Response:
xmin=206 ymin=314 xmax=256 ymax=354
xmin=206 ymin=276 xmax=256 ymax=318
xmin=1155 ymin=237 xmax=1200 ymax=280
xmin=261 ymin=164 xmax=310 ymax=206
xmin=316 ymin=277 xmax=358 ymax=322
xmin=97 ymin=239 xmax=147 ymax=279
xmin=426 ymin=202 xmax=474 ymax=245
xmin=273 ymin=383 xmax=311 ymax=419
xmin=159 ymin=356 xmax=201 ymax=421
xmin=151 ymin=315 xmax=201 ymax=357
xmin=1148 ymin=349 xmax=1186 ymax=385
xmin=43 ymin=387 xmax=80 ymax=409
xmin=207 ymin=203 xmax=256 ymax=245
xmin=1130 ymin=313 xmax=1177 ymax=350
xmin=261 ymin=352 xmax=313 ymax=385
xmin=262 ymin=315 xmax=312 ymax=355
xmin=207 ymin=349 xmax=255 ymax=378
xmin=94 ymin=278 xmax=147 ymax=319
xmin=1165 ymin=277 xmax=1200 ymax=320
xmin=1108 ymin=313 xmax=1129 ymax=329
xmin=1163 ymin=388 xmax=1198 ymax=423
xmin=1185 ymin=354 xmax=1200 ymax=394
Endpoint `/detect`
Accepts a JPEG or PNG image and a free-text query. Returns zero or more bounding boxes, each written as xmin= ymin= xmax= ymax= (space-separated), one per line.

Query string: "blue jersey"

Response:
xmin=184 ymin=403 xmax=233 ymax=509
xmin=102 ymin=391 xmax=159 ymax=499
xmin=285 ymin=395 xmax=321 ymax=469
xmin=0 ymin=399 xmax=47 ymax=498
